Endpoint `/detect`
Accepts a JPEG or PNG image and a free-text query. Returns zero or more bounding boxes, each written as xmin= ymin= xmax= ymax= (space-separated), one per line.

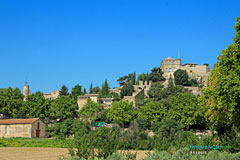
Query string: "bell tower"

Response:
xmin=23 ymin=81 xmax=30 ymax=101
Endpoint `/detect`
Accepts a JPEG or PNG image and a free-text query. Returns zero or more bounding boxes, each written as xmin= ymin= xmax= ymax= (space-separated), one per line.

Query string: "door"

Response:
xmin=36 ymin=129 xmax=40 ymax=138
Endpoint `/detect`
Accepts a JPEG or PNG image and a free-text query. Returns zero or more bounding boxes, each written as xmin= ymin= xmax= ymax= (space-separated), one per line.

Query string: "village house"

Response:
xmin=77 ymin=94 xmax=99 ymax=111
xmin=0 ymin=118 xmax=45 ymax=138
xmin=101 ymin=97 xmax=114 ymax=109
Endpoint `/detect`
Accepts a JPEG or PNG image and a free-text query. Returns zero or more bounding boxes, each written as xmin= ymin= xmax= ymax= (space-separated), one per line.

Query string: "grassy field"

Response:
xmin=0 ymin=138 xmax=72 ymax=148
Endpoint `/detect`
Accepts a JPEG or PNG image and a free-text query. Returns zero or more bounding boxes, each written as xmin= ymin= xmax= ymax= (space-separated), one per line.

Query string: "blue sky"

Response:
xmin=0 ymin=0 xmax=239 ymax=93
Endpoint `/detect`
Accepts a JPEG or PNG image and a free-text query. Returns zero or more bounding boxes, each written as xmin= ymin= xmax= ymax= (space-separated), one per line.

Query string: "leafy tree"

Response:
xmin=174 ymin=69 xmax=190 ymax=86
xmin=142 ymin=73 xmax=146 ymax=85
xmin=73 ymin=120 xmax=93 ymax=159
xmin=199 ymin=17 xmax=240 ymax=134
xmin=71 ymin=84 xmax=83 ymax=100
xmin=189 ymin=79 xmax=198 ymax=87
xmin=21 ymin=91 xmax=51 ymax=120
xmin=107 ymin=100 xmax=134 ymax=127
xmin=0 ymin=87 xmax=23 ymax=118
xmin=49 ymin=96 xmax=77 ymax=121
xmin=59 ymin=85 xmax=68 ymax=96
xmin=148 ymin=82 xmax=164 ymax=101
xmin=79 ymin=99 xmax=103 ymax=120
xmin=131 ymin=72 xmax=136 ymax=85
xmin=91 ymin=86 xmax=101 ymax=94
xmin=83 ymin=88 xmax=87 ymax=94
xmin=146 ymin=72 xmax=150 ymax=85
xmin=101 ymin=80 xmax=110 ymax=96
xmin=137 ymin=101 xmax=167 ymax=128
xmin=92 ymin=127 xmax=120 ymax=158
xmin=89 ymin=82 xmax=93 ymax=94
xmin=47 ymin=118 xmax=74 ymax=139
xmin=149 ymin=67 xmax=165 ymax=82
xmin=168 ymin=92 xmax=204 ymax=128
xmin=117 ymin=75 xmax=131 ymax=86
xmin=120 ymin=83 xmax=135 ymax=98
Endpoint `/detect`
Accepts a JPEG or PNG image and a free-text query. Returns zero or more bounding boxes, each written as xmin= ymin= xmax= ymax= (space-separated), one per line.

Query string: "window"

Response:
xmin=166 ymin=68 xmax=168 ymax=72
xmin=173 ymin=61 xmax=175 ymax=64
xmin=169 ymin=61 xmax=172 ymax=64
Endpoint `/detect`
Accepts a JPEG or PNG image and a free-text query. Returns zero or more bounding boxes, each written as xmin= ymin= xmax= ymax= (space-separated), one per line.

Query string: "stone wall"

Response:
xmin=0 ymin=124 xmax=32 ymax=138
xmin=77 ymin=96 xmax=88 ymax=111
xmin=31 ymin=120 xmax=46 ymax=138
xmin=184 ymin=86 xmax=202 ymax=96
xmin=43 ymin=90 xmax=60 ymax=100
xmin=0 ymin=120 xmax=46 ymax=138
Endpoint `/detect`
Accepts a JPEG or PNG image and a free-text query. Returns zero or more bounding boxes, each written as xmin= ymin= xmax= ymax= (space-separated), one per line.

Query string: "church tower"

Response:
xmin=23 ymin=81 xmax=30 ymax=101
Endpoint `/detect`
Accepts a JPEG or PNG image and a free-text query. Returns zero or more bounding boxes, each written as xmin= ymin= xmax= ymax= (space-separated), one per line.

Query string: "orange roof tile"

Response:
xmin=0 ymin=118 xmax=39 ymax=125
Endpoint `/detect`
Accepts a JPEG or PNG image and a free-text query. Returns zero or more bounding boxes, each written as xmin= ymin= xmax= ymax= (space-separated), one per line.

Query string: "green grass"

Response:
xmin=0 ymin=138 xmax=73 ymax=148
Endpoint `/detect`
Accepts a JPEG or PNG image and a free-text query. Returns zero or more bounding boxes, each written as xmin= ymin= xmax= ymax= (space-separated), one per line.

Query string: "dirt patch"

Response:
xmin=0 ymin=147 xmax=151 ymax=160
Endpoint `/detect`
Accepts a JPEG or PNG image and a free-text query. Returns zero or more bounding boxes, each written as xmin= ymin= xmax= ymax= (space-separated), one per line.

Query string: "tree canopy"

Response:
xmin=149 ymin=67 xmax=165 ymax=82
xmin=71 ymin=84 xmax=83 ymax=100
xmin=49 ymin=95 xmax=77 ymax=121
xmin=21 ymin=91 xmax=51 ymax=119
xmin=137 ymin=101 xmax=167 ymax=128
xmin=168 ymin=92 xmax=203 ymax=128
xmin=174 ymin=69 xmax=190 ymax=86
xmin=199 ymin=17 xmax=240 ymax=133
xmin=79 ymin=99 xmax=103 ymax=120
xmin=120 ymin=83 xmax=135 ymax=98
xmin=0 ymin=87 xmax=23 ymax=118
xmin=107 ymin=100 xmax=134 ymax=127
xmin=60 ymin=85 xmax=68 ymax=96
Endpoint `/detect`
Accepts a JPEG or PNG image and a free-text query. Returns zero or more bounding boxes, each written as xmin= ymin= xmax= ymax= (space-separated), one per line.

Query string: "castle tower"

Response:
xmin=23 ymin=81 xmax=30 ymax=101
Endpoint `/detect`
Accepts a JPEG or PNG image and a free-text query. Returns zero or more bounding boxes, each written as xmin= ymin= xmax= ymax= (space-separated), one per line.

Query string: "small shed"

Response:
xmin=0 ymin=118 xmax=45 ymax=138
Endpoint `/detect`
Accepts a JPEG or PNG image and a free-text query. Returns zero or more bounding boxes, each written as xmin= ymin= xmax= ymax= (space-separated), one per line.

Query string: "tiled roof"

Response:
xmin=0 ymin=118 xmax=39 ymax=125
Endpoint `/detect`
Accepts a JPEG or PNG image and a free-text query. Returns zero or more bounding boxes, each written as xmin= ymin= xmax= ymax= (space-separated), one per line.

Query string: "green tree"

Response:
xmin=21 ymin=91 xmax=51 ymax=120
xmin=148 ymin=81 xmax=188 ymax=109
xmin=174 ymin=69 xmax=190 ymax=86
xmin=149 ymin=67 xmax=165 ymax=82
xmin=79 ymin=99 xmax=103 ymax=120
xmin=101 ymin=80 xmax=110 ymax=96
xmin=0 ymin=87 xmax=23 ymax=118
xmin=199 ymin=17 xmax=240 ymax=134
xmin=89 ymin=82 xmax=93 ymax=94
xmin=168 ymin=75 xmax=174 ymax=88
xmin=131 ymin=72 xmax=136 ymax=85
xmin=189 ymin=79 xmax=198 ymax=87
xmin=107 ymin=100 xmax=134 ymax=127
xmin=59 ymin=85 xmax=68 ymax=96
xmin=47 ymin=118 xmax=74 ymax=139
xmin=137 ymin=101 xmax=167 ymax=128
xmin=148 ymin=82 xmax=164 ymax=101
xmin=168 ymin=92 xmax=203 ymax=128
xmin=142 ymin=73 xmax=146 ymax=85
xmin=117 ymin=75 xmax=131 ymax=86
xmin=49 ymin=96 xmax=77 ymax=121
xmin=92 ymin=127 xmax=120 ymax=158
xmin=83 ymin=88 xmax=87 ymax=94
xmin=71 ymin=84 xmax=83 ymax=100
xmin=146 ymin=72 xmax=150 ymax=85
xmin=91 ymin=86 xmax=100 ymax=94
xmin=120 ymin=83 xmax=135 ymax=98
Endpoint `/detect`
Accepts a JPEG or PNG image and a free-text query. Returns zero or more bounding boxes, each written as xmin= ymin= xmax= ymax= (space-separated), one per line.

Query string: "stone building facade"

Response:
xmin=160 ymin=57 xmax=211 ymax=86
xmin=0 ymin=118 xmax=45 ymax=138
xmin=101 ymin=98 xmax=114 ymax=109
xmin=77 ymin=94 xmax=99 ymax=111
xmin=43 ymin=90 xmax=60 ymax=100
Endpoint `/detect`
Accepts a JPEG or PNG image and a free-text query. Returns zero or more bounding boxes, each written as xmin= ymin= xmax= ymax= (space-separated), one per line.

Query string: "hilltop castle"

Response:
xmin=160 ymin=57 xmax=211 ymax=86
